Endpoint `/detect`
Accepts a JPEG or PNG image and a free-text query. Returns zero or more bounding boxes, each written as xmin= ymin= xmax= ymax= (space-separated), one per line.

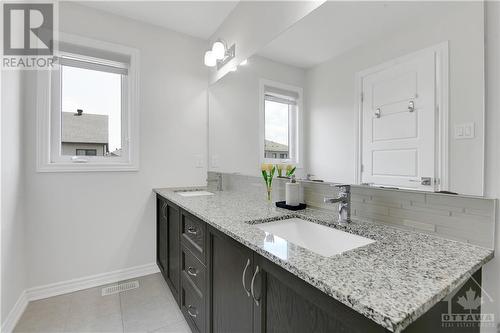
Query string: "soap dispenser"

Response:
xmin=285 ymin=175 xmax=300 ymax=206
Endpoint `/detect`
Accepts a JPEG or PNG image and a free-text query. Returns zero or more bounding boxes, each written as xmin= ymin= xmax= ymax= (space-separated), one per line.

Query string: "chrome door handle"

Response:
xmin=250 ymin=265 xmax=261 ymax=306
xmin=186 ymin=226 xmax=197 ymax=235
xmin=242 ymin=258 xmax=251 ymax=297
xmin=187 ymin=305 xmax=197 ymax=318
xmin=375 ymin=108 xmax=381 ymax=118
xmin=161 ymin=203 xmax=167 ymax=219
xmin=187 ymin=266 xmax=197 ymax=277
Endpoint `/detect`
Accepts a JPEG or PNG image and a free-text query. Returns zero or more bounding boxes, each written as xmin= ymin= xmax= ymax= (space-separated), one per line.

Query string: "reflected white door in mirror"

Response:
xmin=358 ymin=43 xmax=448 ymax=191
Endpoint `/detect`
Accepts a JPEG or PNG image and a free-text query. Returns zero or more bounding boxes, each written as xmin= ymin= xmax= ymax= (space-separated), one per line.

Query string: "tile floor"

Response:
xmin=14 ymin=273 xmax=191 ymax=333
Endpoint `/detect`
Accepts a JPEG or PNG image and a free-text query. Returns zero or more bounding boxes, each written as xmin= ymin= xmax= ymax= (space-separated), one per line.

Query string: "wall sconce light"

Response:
xmin=204 ymin=51 xmax=216 ymax=67
xmin=204 ymin=39 xmax=236 ymax=69
xmin=212 ymin=41 xmax=226 ymax=60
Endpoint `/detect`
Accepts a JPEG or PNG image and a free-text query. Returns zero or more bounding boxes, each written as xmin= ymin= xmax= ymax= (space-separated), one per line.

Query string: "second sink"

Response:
xmin=255 ymin=217 xmax=375 ymax=257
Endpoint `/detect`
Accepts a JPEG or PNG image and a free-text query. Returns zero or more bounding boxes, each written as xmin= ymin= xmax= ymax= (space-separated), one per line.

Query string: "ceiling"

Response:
xmin=80 ymin=1 xmax=239 ymax=40
xmin=257 ymin=1 xmax=456 ymax=68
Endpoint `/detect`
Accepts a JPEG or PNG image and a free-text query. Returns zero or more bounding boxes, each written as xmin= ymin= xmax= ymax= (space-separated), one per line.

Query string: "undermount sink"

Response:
xmin=175 ymin=190 xmax=214 ymax=197
xmin=255 ymin=218 xmax=375 ymax=257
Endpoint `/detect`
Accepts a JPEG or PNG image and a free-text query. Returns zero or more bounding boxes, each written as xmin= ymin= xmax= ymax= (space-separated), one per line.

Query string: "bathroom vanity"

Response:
xmin=155 ymin=2 xmax=494 ymax=332
xmin=154 ymin=188 xmax=493 ymax=333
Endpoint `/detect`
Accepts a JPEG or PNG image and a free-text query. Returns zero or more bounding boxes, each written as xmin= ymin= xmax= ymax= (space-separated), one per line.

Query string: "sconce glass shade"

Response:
xmin=212 ymin=41 xmax=226 ymax=60
xmin=204 ymin=51 xmax=216 ymax=67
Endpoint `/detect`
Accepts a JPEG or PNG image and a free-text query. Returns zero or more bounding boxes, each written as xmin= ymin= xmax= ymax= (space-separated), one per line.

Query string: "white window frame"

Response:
xmin=259 ymin=79 xmax=303 ymax=167
xmin=36 ymin=33 xmax=140 ymax=172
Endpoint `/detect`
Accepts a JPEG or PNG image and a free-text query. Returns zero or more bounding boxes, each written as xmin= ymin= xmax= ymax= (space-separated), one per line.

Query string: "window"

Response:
xmin=36 ymin=35 xmax=139 ymax=172
xmin=260 ymin=80 xmax=302 ymax=165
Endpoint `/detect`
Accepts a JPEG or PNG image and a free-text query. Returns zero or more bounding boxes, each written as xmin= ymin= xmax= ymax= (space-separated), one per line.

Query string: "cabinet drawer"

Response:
xmin=181 ymin=276 xmax=205 ymax=333
xmin=181 ymin=211 xmax=206 ymax=263
xmin=182 ymin=246 xmax=206 ymax=295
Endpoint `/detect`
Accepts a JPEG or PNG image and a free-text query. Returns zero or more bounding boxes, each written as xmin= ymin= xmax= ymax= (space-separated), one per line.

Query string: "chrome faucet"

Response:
xmin=324 ymin=184 xmax=351 ymax=225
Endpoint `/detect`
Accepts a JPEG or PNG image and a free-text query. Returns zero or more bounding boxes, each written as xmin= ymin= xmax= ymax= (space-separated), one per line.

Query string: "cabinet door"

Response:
xmin=156 ymin=196 xmax=181 ymax=304
xmin=156 ymin=197 xmax=168 ymax=274
xmin=253 ymin=255 xmax=385 ymax=333
xmin=209 ymin=227 xmax=254 ymax=333
xmin=166 ymin=201 xmax=181 ymax=302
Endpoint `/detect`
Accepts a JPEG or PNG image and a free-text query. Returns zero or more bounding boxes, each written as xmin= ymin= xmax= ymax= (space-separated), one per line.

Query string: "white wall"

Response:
xmin=208 ymin=56 xmax=304 ymax=176
xmin=1 ymin=71 xmax=27 ymax=325
xmin=482 ymin=2 xmax=500 ymax=331
xmin=21 ymin=2 xmax=208 ymax=289
xmin=209 ymin=1 xmax=323 ymax=83
xmin=306 ymin=3 xmax=484 ymax=195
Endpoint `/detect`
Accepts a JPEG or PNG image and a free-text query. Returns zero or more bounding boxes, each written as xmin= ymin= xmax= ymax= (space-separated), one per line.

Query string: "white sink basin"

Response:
xmin=256 ymin=218 xmax=375 ymax=257
xmin=176 ymin=190 xmax=214 ymax=197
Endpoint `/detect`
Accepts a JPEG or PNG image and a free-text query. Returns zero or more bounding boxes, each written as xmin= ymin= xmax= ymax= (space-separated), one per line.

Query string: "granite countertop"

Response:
xmin=154 ymin=187 xmax=494 ymax=333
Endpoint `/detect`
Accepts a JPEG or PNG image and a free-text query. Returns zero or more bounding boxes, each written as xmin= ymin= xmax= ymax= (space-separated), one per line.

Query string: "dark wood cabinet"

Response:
xmin=252 ymin=254 xmax=385 ymax=333
xmin=156 ymin=195 xmax=181 ymax=304
xmin=156 ymin=195 xmax=481 ymax=333
xmin=181 ymin=210 xmax=207 ymax=264
xmin=156 ymin=198 xmax=168 ymax=274
xmin=179 ymin=211 xmax=208 ymax=333
xmin=208 ymin=227 xmax=255 ymax=333
xmin=181 ymin=272 xmax=206 ymax=333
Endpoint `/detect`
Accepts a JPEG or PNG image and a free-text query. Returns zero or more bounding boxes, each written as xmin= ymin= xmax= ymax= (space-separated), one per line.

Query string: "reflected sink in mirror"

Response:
xmin=175 ymin=190 xmax=214 ymax=197
xmin=255 ymin=218 xmax=375 ymax=258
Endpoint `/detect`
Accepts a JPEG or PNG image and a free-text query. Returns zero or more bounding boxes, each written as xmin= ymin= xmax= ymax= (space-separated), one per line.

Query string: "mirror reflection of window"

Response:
xmin=263 ymin=85 xmax=299 ymax=162
xmin=264 ymin=99 xmax=290 ymax=159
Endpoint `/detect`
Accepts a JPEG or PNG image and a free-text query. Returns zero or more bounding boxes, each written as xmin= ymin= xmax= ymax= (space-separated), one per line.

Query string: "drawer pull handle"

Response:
xmin=186 ymin=226 xmax=198 ymax=235
xmin=250 ymin=265 xmax=261 ymax=306
xmin=187 ymin=305 xmax=197 ymax=318
xmin=187 ymin=266 xmax=198 ymax=277
xmin=241 ymin=258 xmax=251 ymax=297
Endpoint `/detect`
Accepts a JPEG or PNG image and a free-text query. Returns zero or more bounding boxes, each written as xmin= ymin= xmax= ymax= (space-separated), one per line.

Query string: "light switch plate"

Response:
xmin=454 ymin=122 xmax=475 ymax=139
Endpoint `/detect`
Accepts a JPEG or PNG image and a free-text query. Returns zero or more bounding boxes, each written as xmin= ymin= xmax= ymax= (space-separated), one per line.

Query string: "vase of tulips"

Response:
xmin=261 ymin=163 xmax=276 ymax=201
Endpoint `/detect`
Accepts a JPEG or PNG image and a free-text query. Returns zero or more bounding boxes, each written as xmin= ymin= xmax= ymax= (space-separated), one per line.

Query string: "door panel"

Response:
xmin=254 ymin=255 xmax=385 ymax=333
xmin=157 ymin=198 xmax=168 ymax=273
xmin=372 ymin=70 xmax=417 ymax=107
xmin=167 ymin=203 xmax=180 ymax=298
xmin=362 ymin=49 xmax=437 ymax=190
xmin=372 ymin=149 xmax=417 ymax=176
xmin=156 ymin=196 xmax=181 ymax=304
xmin=210 ymin=228 xmax=254 ymax=333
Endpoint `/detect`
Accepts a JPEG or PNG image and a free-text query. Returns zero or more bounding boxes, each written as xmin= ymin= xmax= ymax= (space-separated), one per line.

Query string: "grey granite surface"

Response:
xmin=154 ymin=187 xmax=494 ymax=333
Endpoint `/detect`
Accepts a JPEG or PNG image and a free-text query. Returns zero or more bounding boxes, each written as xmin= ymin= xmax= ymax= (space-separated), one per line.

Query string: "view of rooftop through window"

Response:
xmin=264 ymin=99 xmax=289 ymax=159
xmin=61 ymin=65 xmax=122 ymax=156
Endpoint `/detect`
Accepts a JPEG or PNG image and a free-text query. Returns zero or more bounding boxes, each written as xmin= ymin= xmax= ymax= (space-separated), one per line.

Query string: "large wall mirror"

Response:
xmin=208 ymin=1 xmax=485 ymax=196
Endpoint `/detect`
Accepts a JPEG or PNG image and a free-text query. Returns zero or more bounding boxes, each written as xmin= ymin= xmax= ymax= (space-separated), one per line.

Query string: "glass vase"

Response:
xmin=266 ymin=186 xmax=272 ymax=201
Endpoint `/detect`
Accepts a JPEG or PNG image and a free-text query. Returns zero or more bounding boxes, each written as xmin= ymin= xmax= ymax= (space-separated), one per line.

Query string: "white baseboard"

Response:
xmin=1 ymin=263 xmax=160 ymax=333
xmin=1 ymin=291 xmax=28 ymax=333
xmin=26 ymin=262 xmax=160 ymax=301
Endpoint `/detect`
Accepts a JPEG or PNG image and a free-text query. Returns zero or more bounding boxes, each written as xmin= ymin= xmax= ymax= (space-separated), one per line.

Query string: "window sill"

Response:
xmin=36 ymin=162 xmax=139 ymax=173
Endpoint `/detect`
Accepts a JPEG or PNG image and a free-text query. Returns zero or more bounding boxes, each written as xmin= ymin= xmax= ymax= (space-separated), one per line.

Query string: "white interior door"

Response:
xmin=361 ymin=50 xmax=437 ymax=190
